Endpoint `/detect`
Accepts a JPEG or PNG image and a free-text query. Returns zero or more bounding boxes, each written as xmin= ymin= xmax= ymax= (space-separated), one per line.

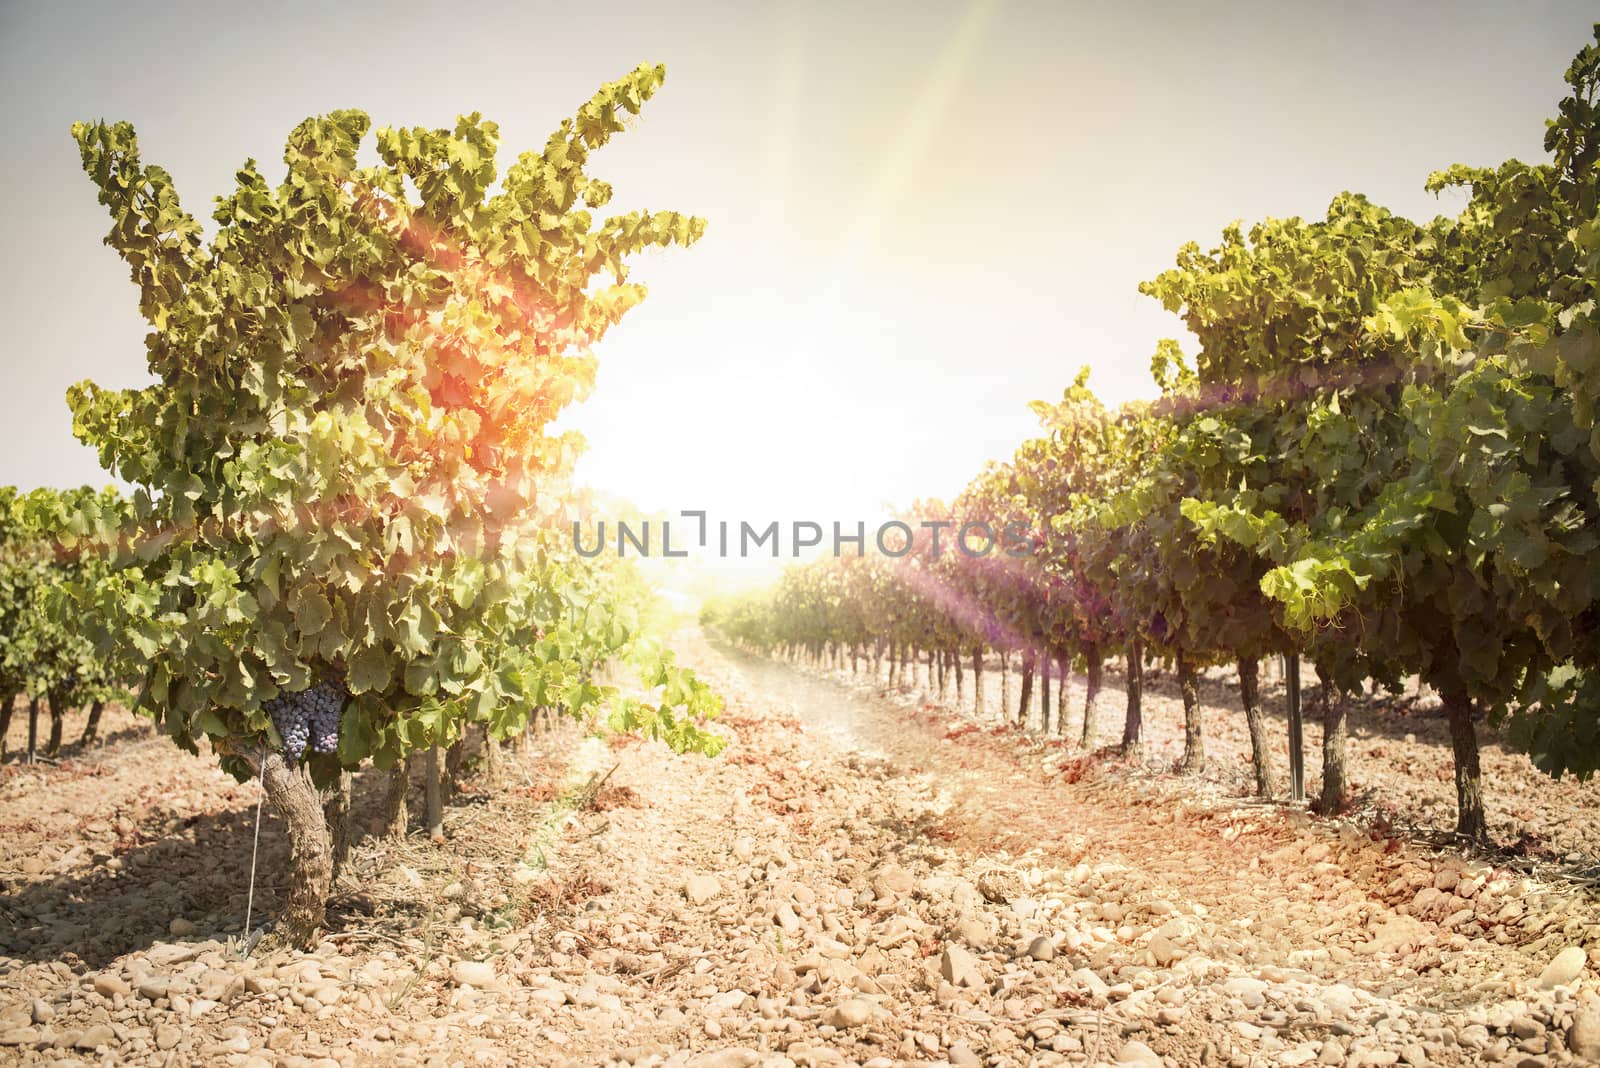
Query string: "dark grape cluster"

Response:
xmin=265 ymin=682 xmax=346 ymax=761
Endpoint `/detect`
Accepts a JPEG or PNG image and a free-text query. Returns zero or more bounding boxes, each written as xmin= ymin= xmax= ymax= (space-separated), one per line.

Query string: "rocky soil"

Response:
xmin=872 ymin=652 xmax=1600 ymax=871
xmin=0 ymin=631 xmax=1597 ymax=1067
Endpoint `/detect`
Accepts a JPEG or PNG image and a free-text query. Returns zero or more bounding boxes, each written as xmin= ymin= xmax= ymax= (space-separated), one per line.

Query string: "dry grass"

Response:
xmin=518 ymin=872 xmax=613 ymax=923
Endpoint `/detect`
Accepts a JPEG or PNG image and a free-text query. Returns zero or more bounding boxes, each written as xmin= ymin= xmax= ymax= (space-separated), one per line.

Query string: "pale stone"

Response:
xmin=92 ymin=974 xmax=129 ymax=999
xmin=1148 ymin=933 xmax=1180 ymax=966
xmin=450 ymin=960 xmax=497 ymax=988
xmin=871 ymin=866 xmax=914 ymax=898
xmin=947 ymin=1042 xmax=982 ymax=1068
xmin=75 ymin=1024 xmax=115 ymax=1050
xmin=685 ymin=874 xmax=722 ymax=905
xmin=951 ymin=916 xmax=992 ymax=948
xmin=821 ymin=998 xmax=875 ymax=1028
xmin=1115 ymin=1038 xmax=1162 ymax=1066
xmin=940 ymin=944 xmax=983 ymax=988
xmin=1536 ymin=945 xmax=1588 ymax=989
xmin=1568 ymin=1006 xmax=1600 ymax=1060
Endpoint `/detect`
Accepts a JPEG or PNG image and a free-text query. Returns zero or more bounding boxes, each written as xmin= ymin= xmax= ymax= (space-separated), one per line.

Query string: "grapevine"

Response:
xmin=707 ymin=25 xmax=1600 ymax=846
xmin=59 ymin=63 xmax=723 ymax=946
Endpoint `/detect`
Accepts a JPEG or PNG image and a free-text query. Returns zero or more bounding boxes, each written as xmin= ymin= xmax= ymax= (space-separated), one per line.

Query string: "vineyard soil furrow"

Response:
xmin=6 ymin=634 xmax=1597 ymax=1065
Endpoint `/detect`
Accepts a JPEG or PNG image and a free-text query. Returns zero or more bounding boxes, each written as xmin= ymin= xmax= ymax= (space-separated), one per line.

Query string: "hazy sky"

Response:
xmin=3 ymin=1 xmax=1595 ymax=539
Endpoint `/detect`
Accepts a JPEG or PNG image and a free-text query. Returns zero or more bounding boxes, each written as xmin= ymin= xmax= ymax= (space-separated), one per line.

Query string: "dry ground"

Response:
xmin=0 ymin=631 xmax=1595 ymax=1067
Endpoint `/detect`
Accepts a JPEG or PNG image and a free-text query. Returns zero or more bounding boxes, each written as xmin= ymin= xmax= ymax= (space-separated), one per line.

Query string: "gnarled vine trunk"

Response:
xmin=1017 ymin=654 xmax=1035 ymax=729
xmin=1442 ymin=685 xmax=1487 ymax=843
xmin=0 ymin=690 xmax=15 ymax=762
xmin=1081 ymin=646 xmax=1102 ymax=748
xmin=258 ymin=748 xmax=333 ymax=948
xmin=1178 ymin=648 xmax=1204 ymax=775
xmin=323 ymin=769 xmax=352 ymax=885
xmin=45 ymin=689 xmax=66 ymax=758
xmin=1237 ymin=658 xmax=1272 ymax=798
xmin=1040 ymin=659 xmax=1051 ymax=733
xmin=482 ymin=733 xmax=502 ymax=788
xmin=971 ymin=646 xmax=984 ymax=717
xmin=1317 ymin=667 xmax=1349 ymax=813
xmin=27 ymin=696 xmax=40 ymax=763
xmin=381 ymin=755 xmax=412 ymax=839
xmin=1055 ymin=653 xmax=1069 ymax=737
xmin=1000 ymin=651 xmax=1011 ymax=723
xmin=79 ymin=700 xmax=106 ymax=747
xmin=444 ymin=736 xmax=466 ymax=799
xmin=1122 ymin=638 xmax=1143 ymax=758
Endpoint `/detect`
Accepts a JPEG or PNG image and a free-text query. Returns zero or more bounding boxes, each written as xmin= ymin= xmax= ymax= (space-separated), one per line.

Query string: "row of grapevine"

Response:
xmin=11 ymin=64 xmax=725 ymax=947
xmin=706 ymin=27 xmax=1600 ymax=844
xmin=0 ymin=486 xmax=137 ymax=761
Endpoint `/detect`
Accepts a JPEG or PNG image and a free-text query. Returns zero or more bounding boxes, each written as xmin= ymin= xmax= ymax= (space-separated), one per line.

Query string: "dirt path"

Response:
xmin=712 ymin=639 xmax=1600 ymax=1063
xmin=0 ymin=632 xmax=1596 ymax=1067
